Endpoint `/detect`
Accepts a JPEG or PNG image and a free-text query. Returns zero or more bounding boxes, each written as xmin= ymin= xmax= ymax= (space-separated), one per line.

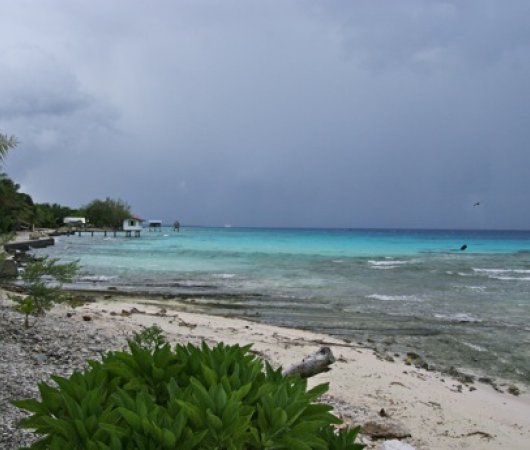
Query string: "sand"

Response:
xmin=60 ymin=295 xmax=530 ymax=450
xmin=1 ymin=275 xmax=529 ymax=449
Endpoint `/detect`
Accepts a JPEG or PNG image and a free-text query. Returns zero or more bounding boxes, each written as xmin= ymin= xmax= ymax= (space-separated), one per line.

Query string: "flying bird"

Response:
xmin=473 ymin=202 xmax=480 ymax=207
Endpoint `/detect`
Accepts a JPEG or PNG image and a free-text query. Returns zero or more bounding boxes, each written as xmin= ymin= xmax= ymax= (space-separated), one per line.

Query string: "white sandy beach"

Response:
xmin=61 ymin=295 xmax=530 ymax=450
xmin=1 ymin=280 xmax=529 ymax=449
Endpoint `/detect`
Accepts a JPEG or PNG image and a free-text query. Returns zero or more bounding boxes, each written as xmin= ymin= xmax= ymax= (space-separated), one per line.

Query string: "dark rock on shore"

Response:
xmin=404 ymin=352 xmax=430 ymax=370
xmin=362 ymin=419 xmax=412 ymax=440
xmin=446 ymin=366 xmax=475 ymax=384
xmin=0 ymin=260 xmax=18 ymax=278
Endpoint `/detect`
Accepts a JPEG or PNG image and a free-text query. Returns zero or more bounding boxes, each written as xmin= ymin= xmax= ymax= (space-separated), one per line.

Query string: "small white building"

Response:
xmin=63 ymin=217 xmax=86 ymax=226
xmin=123 ymin=216 xmax=143 ymax=231
xmin=148 ymin=220 xmax=162 ymax=231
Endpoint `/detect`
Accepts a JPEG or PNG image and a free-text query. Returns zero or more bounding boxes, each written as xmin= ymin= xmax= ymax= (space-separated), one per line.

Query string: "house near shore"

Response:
xmin=122 ymin=216 xmax=143 ymax=237
xmin=148 ymin=220 xmax=162 ymax=231
xmin=123 ymin=216 xmax=143 ymax=231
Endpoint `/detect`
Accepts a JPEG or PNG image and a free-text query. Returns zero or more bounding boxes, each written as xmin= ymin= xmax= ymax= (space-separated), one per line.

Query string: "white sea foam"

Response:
xmin=462 ymin=342 xmax=487 ymax=352
xmin=368 ymin=260 xmax=409 ymax=266
xmin=78 ymin=275 xmax=117 ymax=282
xmin=453 ymin=285 xmax=487 ymax=292
xmin=434 ymin=313 xmax=482 ymax=323
xmin=367 ymin=294 xmax=422 ymax=302
xmin=473 ymin=268 xmax=530 ymax=274
xmin=472 ymin=268 xmax=530 ymax=281
xmin=489 ymin=276 xmax=530 ymax=281
xmin=213 ymin=273 xmax=236 ymax=279
xmin=466 ymin=286 xmax=487 ymax=291
xmin=368 ymin=260 xmax=413 ymax=270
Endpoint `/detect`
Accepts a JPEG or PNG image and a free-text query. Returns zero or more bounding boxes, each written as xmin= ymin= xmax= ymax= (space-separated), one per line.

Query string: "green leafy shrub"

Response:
xmin=14 ymin=335 xmax=364 ymax=449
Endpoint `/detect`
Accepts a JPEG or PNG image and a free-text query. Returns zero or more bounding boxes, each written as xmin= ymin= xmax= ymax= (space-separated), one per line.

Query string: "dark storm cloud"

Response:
xmin=0 ymin=48 xmax=89 ymax=118
xmin=1 ymin=0 xmax=529 ymax=228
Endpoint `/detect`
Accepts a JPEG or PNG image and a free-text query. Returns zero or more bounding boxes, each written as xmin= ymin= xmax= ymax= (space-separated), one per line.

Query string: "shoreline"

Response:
xmin=60 ymin=285 xmax=530 ymax=389
xmin=9 ymin=228 xmax=530 ymax=389
xmin=1 ymin=287 xmax=529 ymax=449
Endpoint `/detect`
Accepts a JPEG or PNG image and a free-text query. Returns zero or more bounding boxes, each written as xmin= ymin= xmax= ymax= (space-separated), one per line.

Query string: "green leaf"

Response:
xmin=161 ymin=429 xmax=176 ymax=448
xmin=11 ymin=398 xmax=46 ymax=415
xmin=189 ymin=377 xmax=214 ymax=410
xmin=117 ymin=407 xmax=142 ymax=430
xmin=206 ymin=409 xmax=223 ymax=431
xmin=174 ymin=400 xmax=204 ymax=428
xmin=171 ymin=411 xmax=187 ymax=441
xmin=214 ymin=385 xmax=227 ymax=412
xmin=201 ymin=363 xmax=218 ymax=386
xmin=99 ymin=424 xmax=128 ymax=438
xmin=306 ymin=382 xmax=329 ymax=400
xmin=281 ymin=436 xmax=313 ymax=450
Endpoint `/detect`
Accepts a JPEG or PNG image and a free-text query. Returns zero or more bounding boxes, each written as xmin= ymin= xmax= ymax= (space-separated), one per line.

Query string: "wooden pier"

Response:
xmin=74 ymin=229 xmax=142 ymax=238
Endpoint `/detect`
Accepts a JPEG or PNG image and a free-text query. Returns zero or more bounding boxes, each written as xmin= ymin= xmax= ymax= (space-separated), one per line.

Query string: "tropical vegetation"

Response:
xmin=0 ymin=132 xmax=17 ymax=164
xmin=0 ymin=174 xmax=35 ymax=233
xmin=10 ymin=256 xmax=79 ymax=328
xmin=1 ymin=131 xmax=133 ymax=232
xmin=14 ymin=331 xmax=364 ymax=449
xmin=83 ymin=197 xmax=131 ymax=228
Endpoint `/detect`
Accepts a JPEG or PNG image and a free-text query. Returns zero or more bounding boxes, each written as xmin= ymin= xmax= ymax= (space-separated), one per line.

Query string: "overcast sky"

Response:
xmin=1 ymin=0 xmax=529 ymax=229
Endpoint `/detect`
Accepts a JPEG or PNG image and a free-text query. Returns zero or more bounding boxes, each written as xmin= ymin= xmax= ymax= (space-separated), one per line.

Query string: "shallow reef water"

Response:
xmin=36 ymin=227 xmax=530 ymax=383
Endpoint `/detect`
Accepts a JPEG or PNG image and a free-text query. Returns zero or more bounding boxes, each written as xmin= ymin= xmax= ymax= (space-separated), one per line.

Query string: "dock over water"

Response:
xmin=73 ymin=229 xmax=142 ymax=238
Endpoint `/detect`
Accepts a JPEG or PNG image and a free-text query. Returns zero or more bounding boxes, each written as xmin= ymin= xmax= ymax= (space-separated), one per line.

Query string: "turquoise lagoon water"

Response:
xmin=34 ymin=227 xmax=530 ymax=384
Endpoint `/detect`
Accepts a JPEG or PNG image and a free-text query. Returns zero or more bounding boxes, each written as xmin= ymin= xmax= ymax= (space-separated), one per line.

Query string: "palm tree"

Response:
xmin=0 ymin=132 xmax=21 ymax=235
xmin=0 ymin=132 xmax=18 ymax=166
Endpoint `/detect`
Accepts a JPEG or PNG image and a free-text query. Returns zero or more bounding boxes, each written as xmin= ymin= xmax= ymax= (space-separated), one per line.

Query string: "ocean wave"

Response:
xmin=368 ymin=259 xmax=414 ymax=270
xmin=466 ymin=286 xmax=487 ymax=291
xmin=434 ymin=313 xmax=482 ymax=323
xmin=453 ymin=285 xmax=487 ymax=291
xmin=488 ymin=276 xmax=530 ymax=281
xmin=77 ymin=275 xmax=118 ymax=282
xmin=367 ymin=294 xmax=422 ymax=302
xmin=212 ymin=273 xmax=236 ymax=279
xmin=368 ymin=260 xmax=410 ymax=266
xmin=462 ymin=342 xmax=487 ymax=352
xmin=473 ymin=268 xmax=530 ymax=274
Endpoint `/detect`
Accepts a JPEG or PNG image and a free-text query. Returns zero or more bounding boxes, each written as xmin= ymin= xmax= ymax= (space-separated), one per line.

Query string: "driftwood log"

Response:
xmin=282 ymin=347 xmax=336 ymax=378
